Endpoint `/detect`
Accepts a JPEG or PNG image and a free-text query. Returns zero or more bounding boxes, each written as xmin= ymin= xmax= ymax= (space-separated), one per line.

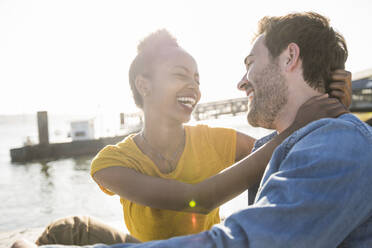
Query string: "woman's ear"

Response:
xmin=135 ymin=75 xmax=151 ymax=97
xmin=284 ymin=42 xmax=301 ymax=72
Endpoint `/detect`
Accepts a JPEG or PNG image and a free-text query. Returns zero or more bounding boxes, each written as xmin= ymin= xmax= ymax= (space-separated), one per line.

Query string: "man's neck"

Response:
xmin=274 ymin=84 xmax=322 ymax=133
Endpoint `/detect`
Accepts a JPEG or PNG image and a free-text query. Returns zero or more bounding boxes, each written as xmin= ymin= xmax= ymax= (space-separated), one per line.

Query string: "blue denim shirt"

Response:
xmin=42 ymin=114 xmax=372 ymax=248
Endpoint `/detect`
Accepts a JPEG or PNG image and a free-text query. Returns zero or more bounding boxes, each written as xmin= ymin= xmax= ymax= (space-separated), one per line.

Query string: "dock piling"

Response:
xmin=37 ymin=111 xmax=49 ymax=145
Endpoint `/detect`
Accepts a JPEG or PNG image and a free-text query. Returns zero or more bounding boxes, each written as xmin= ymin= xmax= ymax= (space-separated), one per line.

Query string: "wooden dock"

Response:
xmin=10 ymin=135 xmax=130 ymax=163
xmin=10 ymin=112 xmax=142 ymax=163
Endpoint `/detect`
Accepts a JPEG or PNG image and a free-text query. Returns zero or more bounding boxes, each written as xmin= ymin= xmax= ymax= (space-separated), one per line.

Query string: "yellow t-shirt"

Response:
xmin=90 ymin=124 xmax=236 ymax=242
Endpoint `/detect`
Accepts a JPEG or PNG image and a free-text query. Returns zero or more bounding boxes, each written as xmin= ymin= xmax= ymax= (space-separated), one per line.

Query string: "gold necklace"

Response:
xmin=140 ymin=132 xmax=185 ymax=173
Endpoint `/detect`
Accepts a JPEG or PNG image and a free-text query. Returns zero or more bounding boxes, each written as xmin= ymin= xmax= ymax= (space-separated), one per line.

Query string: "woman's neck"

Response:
xmin=141 ymin=118 xmax=185 ymax=153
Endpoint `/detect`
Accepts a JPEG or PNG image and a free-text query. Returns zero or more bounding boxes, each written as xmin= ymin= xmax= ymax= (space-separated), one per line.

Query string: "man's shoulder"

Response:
xmin=297 ymin=113 xmax=372 ymax=141
xmin=284 ymin=114 xmax=372 ymax=155
xmin=254 ymin=114 xmax=372 ymax=157
xmin=273 ymin=114 xmax=372 ymax=175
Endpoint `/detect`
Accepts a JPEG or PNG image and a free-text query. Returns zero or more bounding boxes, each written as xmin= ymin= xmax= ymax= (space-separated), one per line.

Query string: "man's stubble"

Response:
xmin=247 ymin=62 xmax=289 ymax=130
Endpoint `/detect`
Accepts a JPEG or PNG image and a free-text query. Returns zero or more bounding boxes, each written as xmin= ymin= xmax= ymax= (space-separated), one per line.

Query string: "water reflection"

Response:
xmin=72 ymin=155 xmax=93 ymax=171
xmin=1 ymin=115 xmax=125 ymax=231
xmin=40 ymin=162 xmax=51 ymax=178
xmin=39 ymin=162 xmax=54 ymax=215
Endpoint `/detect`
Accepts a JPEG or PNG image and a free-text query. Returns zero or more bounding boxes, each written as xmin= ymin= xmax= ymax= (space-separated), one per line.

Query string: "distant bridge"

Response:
xmin=192 ymin=97 xmax=248 ymax=121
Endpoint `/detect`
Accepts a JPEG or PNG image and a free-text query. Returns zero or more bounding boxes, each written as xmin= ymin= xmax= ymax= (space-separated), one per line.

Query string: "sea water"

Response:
xmin=0 ymin=114 xmax=272 ymax=232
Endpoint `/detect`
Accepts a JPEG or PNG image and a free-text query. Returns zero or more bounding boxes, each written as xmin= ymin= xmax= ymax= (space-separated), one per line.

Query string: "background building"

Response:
xmin=350 ymin=68 xmax=372 ymax=124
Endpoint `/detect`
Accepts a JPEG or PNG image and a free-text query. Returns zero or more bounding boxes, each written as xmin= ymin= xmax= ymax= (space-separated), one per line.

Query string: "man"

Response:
xmin=14 ymin=12 xmax=372 ymax=247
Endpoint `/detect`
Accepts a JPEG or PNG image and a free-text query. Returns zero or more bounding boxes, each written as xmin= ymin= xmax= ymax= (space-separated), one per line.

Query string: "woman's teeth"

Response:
xmin=177 ymin=97 xmax=196 ymax=108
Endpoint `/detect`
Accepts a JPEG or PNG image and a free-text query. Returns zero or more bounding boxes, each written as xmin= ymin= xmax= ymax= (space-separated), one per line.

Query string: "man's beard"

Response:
xmin=247 ymin=62 xmax=288 ymax=129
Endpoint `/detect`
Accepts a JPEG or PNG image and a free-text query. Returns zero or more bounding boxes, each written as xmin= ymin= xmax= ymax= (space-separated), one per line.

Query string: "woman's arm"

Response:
xmin=94 ymin=70 xmax=351 ymax=214
xmin=235 ymin=132 xmax=256 ymax=162
xmin=93 ymin=96 xmax=348 ymax=215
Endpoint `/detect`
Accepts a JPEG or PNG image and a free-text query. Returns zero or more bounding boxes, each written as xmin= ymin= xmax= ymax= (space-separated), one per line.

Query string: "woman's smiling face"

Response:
xmin=143 ymin=47 xmax=201 ymax=124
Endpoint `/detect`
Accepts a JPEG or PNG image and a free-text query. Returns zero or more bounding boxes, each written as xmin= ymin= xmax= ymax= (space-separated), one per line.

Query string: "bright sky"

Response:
xmin=1 ymin=0 xmax=371 ymax=115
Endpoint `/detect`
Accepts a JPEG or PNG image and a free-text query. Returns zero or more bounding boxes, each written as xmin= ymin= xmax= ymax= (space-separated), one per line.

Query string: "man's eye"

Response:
xmin=174 ymin=73 xmax=187 ymax=78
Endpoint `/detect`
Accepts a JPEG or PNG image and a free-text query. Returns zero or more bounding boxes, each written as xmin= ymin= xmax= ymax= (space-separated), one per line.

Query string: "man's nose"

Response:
xmin=237 ymin=73 xmax=249 ymax=91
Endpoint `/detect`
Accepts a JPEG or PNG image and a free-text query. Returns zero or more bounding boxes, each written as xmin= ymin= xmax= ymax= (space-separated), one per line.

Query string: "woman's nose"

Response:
xmin=187 ymin=78 xmax=199 ymax=88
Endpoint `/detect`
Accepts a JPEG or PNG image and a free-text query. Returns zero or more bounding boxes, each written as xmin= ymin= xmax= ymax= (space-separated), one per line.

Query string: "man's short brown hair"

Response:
xmin=256 ymin=12 xmax=348 ymax=93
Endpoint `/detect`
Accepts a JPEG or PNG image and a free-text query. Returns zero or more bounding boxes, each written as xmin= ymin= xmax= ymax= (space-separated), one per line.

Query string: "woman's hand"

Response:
xmin=329 ymin=69 xmax=352 ymax=108
xmin=290 ymin=94 xmax=349 ymax=131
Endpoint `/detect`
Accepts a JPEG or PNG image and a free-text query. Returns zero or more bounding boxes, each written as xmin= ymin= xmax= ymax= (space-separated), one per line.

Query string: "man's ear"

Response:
xmin=283 ymin=42 xmax=301 ymax=72
xmin=135 ymin=75 xmax=151 ymax=97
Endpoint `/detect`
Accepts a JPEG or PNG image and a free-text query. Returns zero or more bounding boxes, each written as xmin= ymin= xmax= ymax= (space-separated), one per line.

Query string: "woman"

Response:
xmin=36 ymin=29 xmax=351 ymax=245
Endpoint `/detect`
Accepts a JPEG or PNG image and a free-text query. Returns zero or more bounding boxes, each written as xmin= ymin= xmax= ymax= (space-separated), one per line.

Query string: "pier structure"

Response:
xmin=10 ymin=135 xmax=129 ymax=163
xmin=192 ymin=97 xmax=249 ymax=121
xmin=10 ymin=112 xmax=142 ymax=163
xmin=37 ymin=111 xmax=49 ymax=145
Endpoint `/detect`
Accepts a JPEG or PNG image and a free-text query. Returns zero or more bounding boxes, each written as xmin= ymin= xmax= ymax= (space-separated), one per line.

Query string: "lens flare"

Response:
xmin=189 ymin=200 xmax=196 ymax=208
